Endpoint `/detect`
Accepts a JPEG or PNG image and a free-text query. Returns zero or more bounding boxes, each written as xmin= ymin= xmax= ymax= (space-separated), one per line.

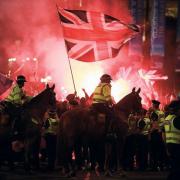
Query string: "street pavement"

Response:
xmin=0 ymin=169 xmax=168 ymax=180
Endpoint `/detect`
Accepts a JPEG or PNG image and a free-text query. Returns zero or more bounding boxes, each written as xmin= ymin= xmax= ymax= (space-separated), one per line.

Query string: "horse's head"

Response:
xmin=130 ymin=87 xmax=142 ymax=112
xmin=25 ymin=83 xmax=56 ymax=113
xmin=115 ymin=87 xmax=142 ymax=117
xmin=44 ymin=84 xmax=56 ymax=108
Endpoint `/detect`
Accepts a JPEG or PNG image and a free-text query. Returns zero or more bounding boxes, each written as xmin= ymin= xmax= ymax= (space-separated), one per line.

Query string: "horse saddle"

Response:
xmin=89 ymin=106 xmax=106 ymax=123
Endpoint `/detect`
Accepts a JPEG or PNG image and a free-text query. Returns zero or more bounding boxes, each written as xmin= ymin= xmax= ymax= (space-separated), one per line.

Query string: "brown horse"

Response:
xmin=0 ymin=106 xmax=14 ymax=170
xmin=20 ymin=84 xmax=56 ymax=171
xmin=107 ymin=87 xmax=142 ymax=172
xmin=0 ymin=84 xmax=56 ymax=171
xmin=56 ymin=87 xmax=142 ymax=176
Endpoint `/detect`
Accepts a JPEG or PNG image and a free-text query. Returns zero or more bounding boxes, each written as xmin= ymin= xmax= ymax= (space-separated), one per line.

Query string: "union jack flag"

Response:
xmin=58 ymin=7 xmax=140 ymax=62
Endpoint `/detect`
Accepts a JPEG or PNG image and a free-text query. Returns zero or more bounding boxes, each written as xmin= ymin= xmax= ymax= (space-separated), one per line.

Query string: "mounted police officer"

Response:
xmin=4 ymin=75 xmax=31 ymax=139
xmin=91 ymin=74 xmax=115 ymax=173
xmin=92 ymin=74 xmax=114 ymax=133
xmin=5 ymin=75 xmax=29 ymax=106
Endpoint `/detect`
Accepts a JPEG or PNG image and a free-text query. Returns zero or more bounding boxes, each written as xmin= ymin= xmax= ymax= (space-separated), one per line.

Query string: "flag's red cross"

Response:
xmin=59 ymin=8 xmax=137 ymax=62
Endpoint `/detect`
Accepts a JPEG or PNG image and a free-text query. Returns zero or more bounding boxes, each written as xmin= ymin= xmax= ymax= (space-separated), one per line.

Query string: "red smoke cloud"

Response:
xmin=0 ymin=0 xmax=138 ymax=100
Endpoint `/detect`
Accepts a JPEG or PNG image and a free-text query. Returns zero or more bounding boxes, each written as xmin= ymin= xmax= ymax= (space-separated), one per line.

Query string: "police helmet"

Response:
xmin=100 ymin=74 xmax=112 ymax=82
xmin=168 ymin=100 xmax=180 ymax=111
xmin=173 ymin=117 xmax=180 ymax=130
xmin=16 ymin=75 xmax=27 ymax=82
xmin=152 ymin=100 xmax=160 ymax=106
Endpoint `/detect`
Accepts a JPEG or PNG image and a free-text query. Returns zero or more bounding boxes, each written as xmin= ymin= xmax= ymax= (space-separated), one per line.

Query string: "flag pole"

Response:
xmin=67 ymin=56 xmax=77 ymax=93
xmin=55 ymin=3 xmax=77 ymax=93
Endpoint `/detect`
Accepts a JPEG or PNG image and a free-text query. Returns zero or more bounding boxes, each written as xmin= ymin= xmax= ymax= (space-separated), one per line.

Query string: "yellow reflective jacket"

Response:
xmin=5 ymin=84 xmax=26 ymax=105
xmin=45 ymin=118 xmax=58 ymax=135
xmin=155 ymin=110 xmax=165 ymax=128
xmin=92 ymin=83 xmax=111 ymax=103
xmin=164 ymin=114 xmax=180 ymax=144
xmin=139 ymin=117 xmax=151 ymax=135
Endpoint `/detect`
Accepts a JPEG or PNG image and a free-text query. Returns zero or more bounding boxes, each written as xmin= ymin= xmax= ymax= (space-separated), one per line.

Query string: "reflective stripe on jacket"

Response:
xmin=164 ymin=114 xmax=180 ymax=144
xmin=154 ymin=110 xmax=165 ymax=128
xmin=45 ymin=118 xmax=58 ymax=135
xmin=92 ymin=83 xmax=111 ymax=103
xmin=138 ymin=117 xmax=151 ymax=135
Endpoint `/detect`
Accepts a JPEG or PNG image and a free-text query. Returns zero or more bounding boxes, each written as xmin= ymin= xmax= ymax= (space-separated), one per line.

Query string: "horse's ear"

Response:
xmin=136 ymin=88 xmax=141 ymax=94
xmin=51 ymin=84 xmax=55 ymax=90
xmin=46 ymin=84 xmax=50 ymax=89
xmin=132 ymin=87 xmax=136 ymax=93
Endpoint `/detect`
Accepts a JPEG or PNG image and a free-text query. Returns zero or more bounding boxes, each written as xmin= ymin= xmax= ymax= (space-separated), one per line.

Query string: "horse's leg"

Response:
xmin=7 ymin=140 xmax=14 ymax=170
xmin=56 ymin=133 xmax=65 ymax=168
xmin=61 ymin=138 xmax=73 ymax=175
xmin=45 ymin=134 xmax=57 ymax=170
xmin=81 ymin=141 xmax=90 ymax=170
xmin=104 ymin=142 xmax=113 ymax=176
xmin=23 ymin=132 xmax=41 ymax=172
xmin=96 ymin=140 xmax=105 ymax=172
xmin=24 ymin=140 xmax=32 ymax=172
xmin=67 ymin=140 xmax=76 ymax=177
xmin=116 ymin=137 xmax=127 ymax=177
xmin=31 ymin=135 xmax=41 ymax=171
xmin=0 ymin=136 xmax=14 ymax=171
xmin=117 ymin=138 xmax=124 ymax=169
xmin=111 ymin=141 xmax=118 ymax=171
xmin=0 ymin=141 xmax=3 ymax=169
xmin=74 ymin=139 xmax=83 ymax=170
xmin=89 ymin=141 xmax=97 ymax=171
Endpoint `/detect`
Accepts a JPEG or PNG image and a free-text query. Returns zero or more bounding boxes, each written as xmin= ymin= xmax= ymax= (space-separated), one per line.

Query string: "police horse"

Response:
xmin=0 ymin=84 xmax=56 ymax=171
xmin=56 ymin=87 xmax=142 ymax=176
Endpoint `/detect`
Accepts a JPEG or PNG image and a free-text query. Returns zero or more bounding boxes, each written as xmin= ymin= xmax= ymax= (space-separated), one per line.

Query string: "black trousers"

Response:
xmin=45 ymin=134 xmax=57 ymax=170
xmin=136 ymin=134 xmax=149 ymax=171
xmin=149 ymin=131 xmax=166 ymax=170
xmin=167 ymin=143 xmax=180 ymax=180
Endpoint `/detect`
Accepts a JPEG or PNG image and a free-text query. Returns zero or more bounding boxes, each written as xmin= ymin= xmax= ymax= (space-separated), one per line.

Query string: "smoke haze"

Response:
xmin=0 ymin=0 xmax=134 ymax=98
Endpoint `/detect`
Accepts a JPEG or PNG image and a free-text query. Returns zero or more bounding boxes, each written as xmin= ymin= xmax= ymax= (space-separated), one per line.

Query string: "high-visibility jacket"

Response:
xmin=45 ymin=118 xmax=58 ymax=135
xmin=5 ymin=84 xmax=26 ymax=105
xmin=138 ymin=117 xmax=151 ymax=135
xmin=155 ymin=110 xmax=165 ymax=128
xmin=164 ymin=114 xmax=180 ymax=144
xmin=92 ymin=83 xmax=111 ymax=103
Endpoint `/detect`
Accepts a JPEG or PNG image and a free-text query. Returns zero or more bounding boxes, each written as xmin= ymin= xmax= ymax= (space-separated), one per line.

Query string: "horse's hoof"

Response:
xmin=26 ymin=170 xmax=35 ymax=175
xmin=104 ymin=170 xmax=113 ymax=177
xmin=70 ymin=171 xmax=76 ymax=177
xmin=65 ymin=171 xmax=76 ymax=178
xmin=67 ymin=171 xmax=76 ymax=178
xmin=82 ymin=164 xmax=91 ymax=172
xmin=95 ymin=170 xmax=100 ymax=177
xmin=120 ymin=172 xmax=127 ymax=178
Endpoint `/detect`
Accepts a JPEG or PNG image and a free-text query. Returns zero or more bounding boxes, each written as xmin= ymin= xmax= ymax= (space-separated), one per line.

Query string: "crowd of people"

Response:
xmin=0 ymin=74 xmax=180 ymax=179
